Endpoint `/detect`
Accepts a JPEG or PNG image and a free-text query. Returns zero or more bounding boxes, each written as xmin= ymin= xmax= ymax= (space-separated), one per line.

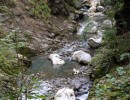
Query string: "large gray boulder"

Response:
xmin=88 ymin=31 xmax=103 ymax=48
xmin=96 ymin=6 xmax=105 ymax=12
xmin=72 ymin=50 xmax=92 ymax=64
xmin=90 ymin=0 xmax=100 ymax=7
xmin=88 ymin=6 xmax=96 ymax=13
xmin=55 ymin=87 xmax=75 ymax=100
xmin=48 ymin=54 xmax=65 ymax=65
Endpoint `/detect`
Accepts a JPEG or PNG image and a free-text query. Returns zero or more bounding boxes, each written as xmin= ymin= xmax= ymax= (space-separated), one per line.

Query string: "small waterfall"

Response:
xmin=77 ymin=22 xmax=87 ymax=35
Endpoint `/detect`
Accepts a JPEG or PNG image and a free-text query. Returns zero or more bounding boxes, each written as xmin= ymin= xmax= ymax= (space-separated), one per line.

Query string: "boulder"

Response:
xmin=48 ymin=54 xmax=65 ymax=65
xmin=89 ymin=25 xmax=98 ymax=33
xmin=102 ymin=20 xmax=113 ymax=28
xmin=55 ymin=88 xmax=75 ymax=100
xmin=88 ymin=12 xmax=106 ymax=18
xmin=90 ymin=0 xmax=100 ymax=7
xmin=87 ymin=12 xmax=106 ymax=21
xmin=88 ymin=6 xmax=96 ymax=13
xmin=17 ymin=54 xmax=27 ymax=60
xmin=84 ymin=21 xmax=98 ymax=34
xmin=96 ymin=6 xmax=105 ymax=12
xmin=72 ymin=50 xmax=91 ymax=64
xmin=88 ymin=31 xmax=103 ymax=48
xmin=88 ymin=38 xmax=101 ymax=48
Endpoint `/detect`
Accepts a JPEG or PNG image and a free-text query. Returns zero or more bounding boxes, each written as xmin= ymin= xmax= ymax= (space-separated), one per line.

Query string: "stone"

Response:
xmin=88 ymin=12 xmax=106 ymax=18
xmin=88 ymin=38 xmax=101 ymax=48
xmin=72 ymin=50 xmax=91 ymax=64
xmin=102 ymin=20 xmax=113 ymax=28
xmin=71 ymin=79 xmax=82 ymax=89
xmin=90 ymin=0 xmax=100 ymax=7
xmin=84 ymin=21 xmax=98 ymax=34
xmin=88 ymin=6 xmax=96 ymax=13
xmin=96 ymin=6 xmax=105 ymax=12
xmin=89 ymin=26 xmax=98 ymax=33
xmin=17 ymin=54 xmax=27 ymax=60
xmin=48 ymin=54 xmax=65 ymax=65
xmin=73 ymin=68 xmax=80 ymax=74
xmin=87 ymin=31 xmax=103 ymax=48
xmin=55 ymin=87 xmax=75 ymax=100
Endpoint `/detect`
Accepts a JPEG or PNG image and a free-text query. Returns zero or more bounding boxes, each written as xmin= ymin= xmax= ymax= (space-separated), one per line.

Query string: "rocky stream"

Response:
xmin=21 ymin=0 xmax=113 ymax=100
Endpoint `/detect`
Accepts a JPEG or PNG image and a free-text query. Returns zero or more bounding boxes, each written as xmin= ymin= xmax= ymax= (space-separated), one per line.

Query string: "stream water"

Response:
xmin=24 ymin=34 xmax=94 ymax=100
xmin=23 ymin=1 xmax=106 ymax=99
xmin=23 ymin=25 xmax=94 ymax=100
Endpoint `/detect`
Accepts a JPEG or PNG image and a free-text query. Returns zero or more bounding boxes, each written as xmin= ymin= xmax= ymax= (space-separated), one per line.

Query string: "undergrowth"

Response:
xmin=89 ymin=64 xmax=130 ymax=100
xmin=28 ymin=0 xmax=51 ymax=20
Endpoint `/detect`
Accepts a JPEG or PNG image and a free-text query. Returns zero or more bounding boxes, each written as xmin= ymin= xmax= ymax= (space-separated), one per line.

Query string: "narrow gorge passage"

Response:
xmin=22 ymin=0 xmax=109 ymax=100
xmin=1 ymin=0 xmax=126 ymax=100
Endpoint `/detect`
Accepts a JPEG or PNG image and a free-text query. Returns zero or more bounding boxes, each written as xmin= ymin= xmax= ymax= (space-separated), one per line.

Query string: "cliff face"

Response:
xmin=0 ymin=0 xmax=79 ymax=54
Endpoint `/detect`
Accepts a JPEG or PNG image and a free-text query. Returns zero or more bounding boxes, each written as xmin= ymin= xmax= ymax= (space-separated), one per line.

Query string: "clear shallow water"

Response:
xmin=23 ymin=56 xmax=92 ymax=100
xmin=25 ymin=57 xmax=82 ymax=79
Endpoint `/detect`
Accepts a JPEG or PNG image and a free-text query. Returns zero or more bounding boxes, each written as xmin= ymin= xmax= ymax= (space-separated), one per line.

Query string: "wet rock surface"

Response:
xmin=23 ymin=72 xmax=93 ymax=100
xmin=72 ymin=50 xmax=92 ymax=64
xmin=55 ymin=40 xmax=92 ymax=60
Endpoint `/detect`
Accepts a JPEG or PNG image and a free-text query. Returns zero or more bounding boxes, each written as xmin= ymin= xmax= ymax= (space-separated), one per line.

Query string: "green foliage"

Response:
xmin=101 ymin=0 xmax=124 ymax=9
xmin=91 ymin=27 xmax=116 ymax=69
xmin=89 ymin=65 xmax=130 ymax=100
xmin=120 ymin=53 xmax=130 ymax=62
xmin=0 ymin=0 xmax=15 ymax=7
xmin=16 ymin=76 xmax=46 ymax=100
xmin=29 ymin=0 xmax=51 ymax=20
xmin=116 ymin=67 xmax=126 ymax=75
xmin=84 ymin=21 xmax=95 ymax=33
xmin=103 ymin=27 xmax=117 ymax=48
xmin=0 ymin=0 xmax=15 ymax=13
xmin=82 ymin=20 xmax=97 ymax=40
xmin=0 ymin=29 xmax=27 ymax=99
xmin=0 ymin=6 xmax=9 ymax=13
xmin=90 ymin=48 xmax=114 ymax=77
xmin=0 ymin=27 xmax=7 ymax=38
xmin=102 ymin=0 xmax=123 ymax=21
xmin=116 ymin=34 xmax=130 ymax=52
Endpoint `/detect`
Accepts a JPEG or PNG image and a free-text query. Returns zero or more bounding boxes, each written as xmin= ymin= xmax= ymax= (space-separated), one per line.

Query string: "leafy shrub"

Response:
xmin=116 ymin=67 xmax=126 ymax=75
xmin=90 ymin=48 xmax=114 ymax=77
xmin=89 ymin=65 xmax=130 ymax=100
xmin=103 ymin=27 xmax=117 ymax=48
xmin=120 ymin=53 xmax=130 ymax=62
xmin=29 ymin=0 xmax=51 ymax=20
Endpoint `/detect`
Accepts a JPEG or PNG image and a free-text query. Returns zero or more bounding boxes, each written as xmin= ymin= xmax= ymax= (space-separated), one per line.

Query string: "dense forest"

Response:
xmin=0 ymin=0 xmax=130 ymax=100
